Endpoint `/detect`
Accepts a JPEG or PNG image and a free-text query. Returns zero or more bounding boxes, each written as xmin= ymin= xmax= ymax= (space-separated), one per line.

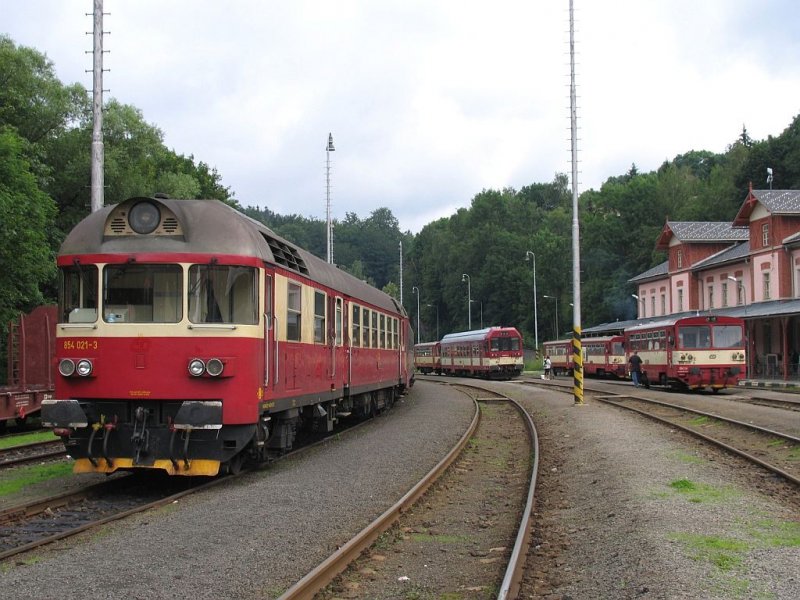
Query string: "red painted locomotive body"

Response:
xmin=42 ymin=197 xmax=413 ymax=476
xmin=581 ymin=335 xmax=626 ymax=379
xmin=439 ymin=327 xmax=523 ymax=379
xmin=1 ymin=305 xmax=57 ymax=426
xmin=624 ymin=315 xmax=746 ymax=391
xmin=413 ymin=341 xmax=441 ymax=375
xmin=542 ymin=339 xmax=573 ymax=376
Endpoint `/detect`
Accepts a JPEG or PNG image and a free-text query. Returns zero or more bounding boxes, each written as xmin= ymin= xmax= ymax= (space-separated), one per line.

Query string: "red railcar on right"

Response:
xmin=624 ymin=315 xmax=746 ymax=392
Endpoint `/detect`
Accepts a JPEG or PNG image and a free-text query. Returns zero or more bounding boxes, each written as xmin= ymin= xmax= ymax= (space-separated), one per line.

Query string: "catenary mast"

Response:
xmin=569 ymin=0 xmax=584 ymax=405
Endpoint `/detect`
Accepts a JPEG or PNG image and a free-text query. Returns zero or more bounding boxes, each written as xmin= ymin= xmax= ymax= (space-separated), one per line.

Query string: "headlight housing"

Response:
xmin=59 ymin=359 xmax=76 ymax=377
xmin=206 ymin=358 xmax=224 ymax=377
xmin=188 ymin=358 xmax=206 ymax=377
xmin=76 ymin=359 xmax=93 ymax=377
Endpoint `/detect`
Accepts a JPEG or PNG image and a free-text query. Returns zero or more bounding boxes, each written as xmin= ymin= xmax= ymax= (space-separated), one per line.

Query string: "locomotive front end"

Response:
xmin=42 ymin=198 xmax=266 ymax=476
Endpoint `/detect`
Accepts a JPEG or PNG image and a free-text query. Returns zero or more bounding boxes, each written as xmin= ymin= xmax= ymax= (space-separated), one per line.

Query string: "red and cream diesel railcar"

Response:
xmin=624 ymin=315 xmax=746 ymax=391
xmin=582 ymin=335 xmax=626 ymax=379
xmin=542 ymin=339 xmax=573 ymax=376
xmin=413 ymin=341 xmax=441 ymax=375
xmin=41 ymin=196 xmax=413 ymax=476
xmin=439 ymin=327 xmax=523 ymax=379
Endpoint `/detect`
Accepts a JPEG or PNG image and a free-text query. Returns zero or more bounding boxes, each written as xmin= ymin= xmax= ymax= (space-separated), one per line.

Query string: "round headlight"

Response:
xmin=128 ymin=201 xmax=161 ymax=234
xmin=188 ymin=358 xmax=206 ymax=377
xmin=206 ymin=358 xmax=224 ymax=377
xmin=59 ymin=359 xmax=76 ymax=377
xmin=76 ymin=359 xmax=93 ymax=377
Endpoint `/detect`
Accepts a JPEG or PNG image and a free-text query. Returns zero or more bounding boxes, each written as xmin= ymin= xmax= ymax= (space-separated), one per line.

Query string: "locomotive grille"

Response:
xmin=264 ymin=235 xmax=309 ymax=274
xmin=161 ymin=217 xmax=179 ymax=233
xmin=109 ymin=217 xmax=127 ymax=233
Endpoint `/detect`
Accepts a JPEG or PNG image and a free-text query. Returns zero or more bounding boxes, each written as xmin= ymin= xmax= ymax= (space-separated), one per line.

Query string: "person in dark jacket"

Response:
xmin=628 ymin=351 xmax=643 ymax=387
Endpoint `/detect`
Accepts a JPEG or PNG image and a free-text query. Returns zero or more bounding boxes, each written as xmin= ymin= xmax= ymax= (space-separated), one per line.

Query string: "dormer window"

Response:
xmin=762 ymin=223 xmax=769 ymax=247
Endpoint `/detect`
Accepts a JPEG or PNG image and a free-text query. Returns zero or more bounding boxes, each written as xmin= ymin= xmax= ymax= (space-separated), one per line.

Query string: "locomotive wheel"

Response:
xmin=221 ymin=453 xmax=244 ymax=476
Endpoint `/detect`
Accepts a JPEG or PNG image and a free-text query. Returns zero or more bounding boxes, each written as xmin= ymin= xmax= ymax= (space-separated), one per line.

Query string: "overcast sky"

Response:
xmin=5 ymin=1 xmax=799 ymax=232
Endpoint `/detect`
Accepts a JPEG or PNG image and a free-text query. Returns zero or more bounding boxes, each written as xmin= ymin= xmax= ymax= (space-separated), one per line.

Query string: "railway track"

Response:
xmin=0 ymin=439 xmax=66 ymax=469
xmin=280 ymin=381 xmax=539 ymax=600
xmin=0 ymin=413 xmax=383 ymax=563
xmin=520 ymin=377 xmax=800 ymax=488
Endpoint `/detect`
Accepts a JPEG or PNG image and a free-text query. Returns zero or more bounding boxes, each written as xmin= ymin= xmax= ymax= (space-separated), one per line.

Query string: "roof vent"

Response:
xmin=263 ymin=235 xmax=308 ymax=274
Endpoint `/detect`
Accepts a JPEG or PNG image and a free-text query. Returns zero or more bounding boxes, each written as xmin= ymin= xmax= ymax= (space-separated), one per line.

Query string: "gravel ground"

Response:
xmin=3 ymin=380 xmax=798 ymax=599
xmin=0 ymin=384 xmax=475 ymax=599
xmin=496 ymin=381 xmax=800 ymax=600
xmin=320 ymin=398 xmax=532 ymax=598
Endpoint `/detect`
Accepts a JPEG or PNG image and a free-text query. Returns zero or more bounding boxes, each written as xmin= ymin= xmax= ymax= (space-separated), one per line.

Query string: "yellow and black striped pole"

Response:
xmin=568 ymin=0 xmax=583 ymax=406
xmin=572 ymin=326 xmax=583 ymax=405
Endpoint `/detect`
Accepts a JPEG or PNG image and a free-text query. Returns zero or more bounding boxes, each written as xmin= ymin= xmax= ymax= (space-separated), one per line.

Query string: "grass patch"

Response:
xmin=788 ymin=445 xmax=800 ymax=461
xmin=688 ymin=415 xmax=718 ymax=427
xmin=0 ymin=462 xmax=74 ymax=496
xmin=747 ymin=520 xmax=800 ymax=548
xmin=668 ymin=478 xmax=739 ymax=503
xmin=670 ymin=533 xmax=749 ymax=571
xmin=0 ymin=430 xmax=57 ymax=450
xmin=669 ymin=450 xmax=705 ymax=464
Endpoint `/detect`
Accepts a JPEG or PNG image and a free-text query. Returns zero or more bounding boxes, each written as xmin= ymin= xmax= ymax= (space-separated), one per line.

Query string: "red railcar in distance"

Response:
xmin=439 ymin=327 xmax=523 ymax=379
xmin=542 ymin=339 xmax=573 ymax=377
xmin=1 ymin=305 xmax=57 ymax=427
xmin=413 ymin=342 xmax=441 ymax=375
xmin=582 ymin=335 xmax=626 ymax=379
xmin=624 ymin=314 xmax=746 ymax=391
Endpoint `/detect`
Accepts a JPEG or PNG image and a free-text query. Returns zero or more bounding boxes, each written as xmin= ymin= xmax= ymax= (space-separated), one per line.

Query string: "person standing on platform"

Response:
xmin=628 ymin=351 xmax=643 ymax=387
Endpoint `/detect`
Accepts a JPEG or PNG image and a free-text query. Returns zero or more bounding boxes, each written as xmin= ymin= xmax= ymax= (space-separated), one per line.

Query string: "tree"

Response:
xmin=0 ymin=128 xmax=57 ymax=357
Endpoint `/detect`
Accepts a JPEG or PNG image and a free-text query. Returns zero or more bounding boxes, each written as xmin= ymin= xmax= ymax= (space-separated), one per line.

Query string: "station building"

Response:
xmin=627 ymin=186 xmax=800 ymax=384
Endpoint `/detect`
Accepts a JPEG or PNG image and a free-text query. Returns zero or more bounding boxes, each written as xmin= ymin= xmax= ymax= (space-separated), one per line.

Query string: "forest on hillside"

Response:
xmin=2 ymin=35 xmax=799 ymax=367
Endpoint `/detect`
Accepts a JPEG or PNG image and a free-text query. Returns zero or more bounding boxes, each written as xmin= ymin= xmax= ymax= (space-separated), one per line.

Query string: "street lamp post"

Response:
xmin=461 ymin=274 xmax=472 ymax=329
xmin=412 ymin=286 xmax=420 ymax=345
xmin=631 ymin=294 xmax=639 ymax=318
xmin=525 ymin=251 xmax=538 ymax=351
xmin=543 ymin=294 xmax=558 ymax=339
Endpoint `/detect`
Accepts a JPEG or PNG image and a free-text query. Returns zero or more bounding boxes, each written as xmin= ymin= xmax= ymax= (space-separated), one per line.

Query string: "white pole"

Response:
xmin=325 ymin=133 xmax=335 ymax=263
xmin=569 ymin=0 xmax=584 ymax=405
xmin=90 ymin=0 xmax=105 ymax=213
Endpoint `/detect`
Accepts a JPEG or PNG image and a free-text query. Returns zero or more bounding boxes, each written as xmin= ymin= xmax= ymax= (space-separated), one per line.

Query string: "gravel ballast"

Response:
xmin=502 ymin=381 xmax=800 ymax=600
xmin=1 ymin=384 xmax=474 ymax=599
xmin=2 ymin=380 xmax=798 ymax=599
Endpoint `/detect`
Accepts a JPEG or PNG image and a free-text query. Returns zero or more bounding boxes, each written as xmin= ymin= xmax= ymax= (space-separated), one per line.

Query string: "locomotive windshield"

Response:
xmin=677 ymin=324 xmax=744 ymax=349
xmin=490 ymin=336 xmax=521 ymax=351
xmin=103 ymin=264 xmax=182 ymax=323
xmin=188 ymin=265 xmax=257 ymax=324
xmin=60 ymin=265 xmax=99 ymax=323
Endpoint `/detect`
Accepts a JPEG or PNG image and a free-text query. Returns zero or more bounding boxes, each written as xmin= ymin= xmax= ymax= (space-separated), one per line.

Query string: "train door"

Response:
xmin=329 ymin=295 xmax=345 ymax=386
xmin=263 ymin=273 xmax=274 ymax=391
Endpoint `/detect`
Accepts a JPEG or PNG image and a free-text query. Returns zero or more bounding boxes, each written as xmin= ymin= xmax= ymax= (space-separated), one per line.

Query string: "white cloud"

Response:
xmin=4 ymin=0 xmax=799 ymax=232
